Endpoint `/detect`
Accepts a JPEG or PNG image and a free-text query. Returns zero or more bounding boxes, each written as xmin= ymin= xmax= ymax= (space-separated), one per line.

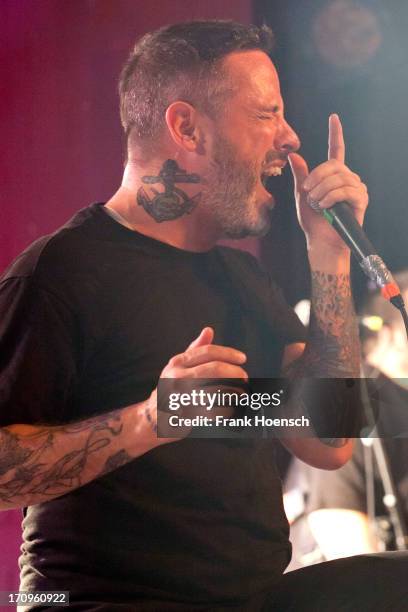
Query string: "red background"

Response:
xmin=1 ymin=0 xmax=253 ymax=272
xmin=0 ymin=0 xmax=252 ymax=596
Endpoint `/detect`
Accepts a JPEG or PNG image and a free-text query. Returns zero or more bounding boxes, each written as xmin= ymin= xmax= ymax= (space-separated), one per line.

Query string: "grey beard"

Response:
xmin=203 ymin=137 xmax=271 ymax=239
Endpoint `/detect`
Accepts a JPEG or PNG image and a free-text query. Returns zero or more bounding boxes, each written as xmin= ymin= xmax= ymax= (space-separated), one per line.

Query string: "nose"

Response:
xmin=276 ymin=119 xmax=301 ymax=154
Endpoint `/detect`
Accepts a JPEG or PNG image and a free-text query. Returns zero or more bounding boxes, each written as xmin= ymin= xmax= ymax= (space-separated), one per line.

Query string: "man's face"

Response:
xmin=203 ymin=50 xmax=300 ymax=238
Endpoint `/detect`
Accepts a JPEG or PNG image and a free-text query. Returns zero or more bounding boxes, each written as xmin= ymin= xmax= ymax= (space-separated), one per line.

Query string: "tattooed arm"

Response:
xmin=286 ymin=269 xmax=360 ymax=379
xmin=0 ymin=326 xmax=246 ymax=510
xmin=281 ymin=260 xmax=359 ymax=469
xmin=282 ymin=115 xmax=368 ymax=468
xmin=0 ymin=397 xmax=165 ymax=510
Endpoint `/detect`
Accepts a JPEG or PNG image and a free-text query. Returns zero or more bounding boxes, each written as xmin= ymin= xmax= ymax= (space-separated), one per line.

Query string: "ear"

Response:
xmin=165 ymin=101 xmax=202 ymax=152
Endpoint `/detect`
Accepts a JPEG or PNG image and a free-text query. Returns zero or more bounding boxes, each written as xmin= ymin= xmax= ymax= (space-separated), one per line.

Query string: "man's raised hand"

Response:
xmin=288 ymin=114 xmax=368 ymax=253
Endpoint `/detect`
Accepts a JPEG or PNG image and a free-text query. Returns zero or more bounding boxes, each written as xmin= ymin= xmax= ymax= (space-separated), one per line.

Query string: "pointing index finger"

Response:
xmin=328 ymin=113 xmax=345 ymax=164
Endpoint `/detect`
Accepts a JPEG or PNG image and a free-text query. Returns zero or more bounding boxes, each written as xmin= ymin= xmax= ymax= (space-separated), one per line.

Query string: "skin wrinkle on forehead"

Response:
xmin=222 ymin=51 xmax=282 ymax=102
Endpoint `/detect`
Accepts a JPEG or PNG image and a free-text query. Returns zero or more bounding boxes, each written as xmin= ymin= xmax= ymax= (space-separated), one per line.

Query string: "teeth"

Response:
xmin=261 ymin=166 xmax=283 ymax=188
xmin=268 ymin=167 xmax=282 ymax=176
xmin=262 ymin=167 xmax=283 ymax=180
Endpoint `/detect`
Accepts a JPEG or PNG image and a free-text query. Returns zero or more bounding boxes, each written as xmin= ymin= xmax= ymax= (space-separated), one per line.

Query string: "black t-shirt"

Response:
xmin=0 ymin=203 xmax=305 ymax=607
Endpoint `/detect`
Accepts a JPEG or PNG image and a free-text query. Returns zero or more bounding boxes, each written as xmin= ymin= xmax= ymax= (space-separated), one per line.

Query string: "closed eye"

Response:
xmin=258 ymin=115 xmax=274 ymax=120
xmin=257 ymin=105 xmax=281 ymax=120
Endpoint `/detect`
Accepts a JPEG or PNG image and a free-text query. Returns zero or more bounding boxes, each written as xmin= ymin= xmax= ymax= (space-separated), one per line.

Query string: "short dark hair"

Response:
xmin=119 ymin=20 xmax=274 ymax=145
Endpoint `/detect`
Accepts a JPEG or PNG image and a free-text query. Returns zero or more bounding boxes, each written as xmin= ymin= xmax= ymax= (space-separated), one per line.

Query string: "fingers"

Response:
xmin=189 ymin=361 xmax=248 ymax=380
xmin=303 ymin=115 xmax=349 ymax=191
xmin=306 ymin=172 xmax=366 ymax=206
xmin=164 ymin=340 xmax=248 ymax=380
xmin=303 ymin=159 xmax=360 ymax=191
xmin=295 ymin=114 xmax=369 ymax=229
xmin=171 ymin=344 xmax=247 ymax=368
xmin=163 ymin=358 xmax=248 ymax=381
xmin=313 ymin=185 xmax=368 ymax=211
xmin=288 ymin=153 xmax=309 ymax=199
xmin=156 ymin=330 xmax=248 ymax=442
xmin=328 ymin=113 xmax=345 ymax=163
xmin=186 ymin=327 xmax=214 ymax=350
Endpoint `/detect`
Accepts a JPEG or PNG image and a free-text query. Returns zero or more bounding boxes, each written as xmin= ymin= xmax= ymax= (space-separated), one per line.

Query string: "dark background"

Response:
xmin=256 ymin=0 xmax=408 ymax=306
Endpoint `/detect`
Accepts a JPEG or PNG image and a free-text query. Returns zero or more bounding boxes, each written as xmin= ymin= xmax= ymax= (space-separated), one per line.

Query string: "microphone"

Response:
xmin=321 ymin=202 xmax=408 ymax=339
xmin=321 ymin=202 xmax=399 ymax=301
xmin=320 ymin=202 xmax=408 ymax=338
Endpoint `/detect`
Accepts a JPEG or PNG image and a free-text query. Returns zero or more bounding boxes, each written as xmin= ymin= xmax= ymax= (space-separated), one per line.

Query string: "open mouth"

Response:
xmin=261 ymin=166 xmax=283 ymax=189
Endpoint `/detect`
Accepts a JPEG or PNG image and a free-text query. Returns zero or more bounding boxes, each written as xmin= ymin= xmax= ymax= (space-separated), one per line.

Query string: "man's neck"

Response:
xmin=105 ymin=160 xmax=220 ymax=252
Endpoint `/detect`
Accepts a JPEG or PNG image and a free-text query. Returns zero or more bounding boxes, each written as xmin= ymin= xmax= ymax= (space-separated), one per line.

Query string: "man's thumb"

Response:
xmin=186 ymin=327 xmax=214 ymax=351
xmin=288 ymin=153 xmax=309 ymax=197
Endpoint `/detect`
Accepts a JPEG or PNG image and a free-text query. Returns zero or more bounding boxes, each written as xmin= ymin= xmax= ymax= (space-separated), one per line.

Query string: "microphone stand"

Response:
xmin=360 ymin=374 xmax=408 ymax=551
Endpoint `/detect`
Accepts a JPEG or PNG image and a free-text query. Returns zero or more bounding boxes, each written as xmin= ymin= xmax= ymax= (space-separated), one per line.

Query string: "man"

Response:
xmin=0 ymin=20 xmax=406 ymax=611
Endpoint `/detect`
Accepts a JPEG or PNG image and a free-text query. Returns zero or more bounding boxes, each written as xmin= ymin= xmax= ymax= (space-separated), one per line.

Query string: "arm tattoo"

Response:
xmin=0 ymin=405 xmax=155 ymax=507
xmin=284 ymin=272 xmax=360 ymax=448
xmin=137 ymin=159 xmax=201 ymax=222
xmin=101 ymin=449 xmax=132 ymax=476
xmin=286 ymin=271 xmax=360 ymax=378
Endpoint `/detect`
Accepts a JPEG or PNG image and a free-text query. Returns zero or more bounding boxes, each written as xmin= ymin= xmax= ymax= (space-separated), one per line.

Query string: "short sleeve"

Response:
xmin=0 ymin=276 xmax=79 ymax=426
xmin=217 ymin=247 xmax=307 ymax=346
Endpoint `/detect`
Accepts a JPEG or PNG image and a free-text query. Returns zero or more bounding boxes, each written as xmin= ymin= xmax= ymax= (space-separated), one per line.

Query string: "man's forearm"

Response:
xmin=287 ymin=255 xmax=360 ymax=378
xmin=0 ymin=398 xmax=162 ymax=510
xmin=282 ymin=256 xmax=360 ymax=464
xmin=284 ymin=113 xmax=367 ymax=466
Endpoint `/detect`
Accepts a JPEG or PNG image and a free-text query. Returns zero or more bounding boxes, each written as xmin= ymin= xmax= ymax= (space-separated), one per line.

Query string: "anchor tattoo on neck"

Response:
xmin=137 ymin=159 xmax=201 ymax=222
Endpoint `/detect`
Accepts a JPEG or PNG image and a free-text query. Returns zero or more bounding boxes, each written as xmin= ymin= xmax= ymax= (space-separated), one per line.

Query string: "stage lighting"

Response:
xmin=312 ymin=0 xmax=382 ymax=68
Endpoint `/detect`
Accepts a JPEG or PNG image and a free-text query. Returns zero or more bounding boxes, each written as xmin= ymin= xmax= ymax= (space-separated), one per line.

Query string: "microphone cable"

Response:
xmin=390 ymin=294 xmax=408 ymax=342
